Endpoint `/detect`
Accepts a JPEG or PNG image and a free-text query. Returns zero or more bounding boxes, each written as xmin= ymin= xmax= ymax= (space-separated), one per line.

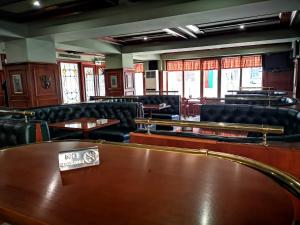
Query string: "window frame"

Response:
xmin=164 ymin=55 xmax=263 ymax=99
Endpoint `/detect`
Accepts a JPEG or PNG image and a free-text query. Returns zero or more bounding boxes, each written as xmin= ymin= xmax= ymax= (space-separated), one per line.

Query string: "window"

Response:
xmin=184 ymin=71 xmax=200 ymax=98
xmin=241 ymin=56 xmax=263 ymax=88
xmin=202 ymin=59 xmax=219 ymax=98
xmin=163 ymin=55 xmax=262 ymax=99
xmin=221 ymin=68 xmax=240 ymax=97
xmin=134 ymin=72 xmax=144 ymax=95
xmin=203 ymin=70 xmax=218 ymax=97
xmin=167 ymin=71 xmax=183 ymax=96
xmin=60 ymin=62 xmax=81 ymax=104
xmin=134 ymin=63 xmax=144 ymax=95
xmin=242 ymin=67 xmax=262 ymax=88
xmin=220 ymin=57 xmax=241 ymax=97
xmin=96 ymin=67 xmax=106 ymax=96
xmin=84 ymin=67 xmax=95 ymax=101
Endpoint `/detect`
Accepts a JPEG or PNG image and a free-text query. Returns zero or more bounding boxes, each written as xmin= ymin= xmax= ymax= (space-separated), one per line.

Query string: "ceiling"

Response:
xmin=104 ymin=11 xmax=299 ymax=46
xmin=0 ymin=0 xmax=193 ymax=23
xmin=0 ymin=0 xmax=118 ymax=23
xmin=0 ymin=0 xmax=299 ymax=57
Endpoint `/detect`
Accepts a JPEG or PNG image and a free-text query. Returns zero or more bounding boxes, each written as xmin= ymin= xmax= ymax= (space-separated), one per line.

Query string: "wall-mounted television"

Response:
xmin=263 ymin=52 xmax=293 ymax=72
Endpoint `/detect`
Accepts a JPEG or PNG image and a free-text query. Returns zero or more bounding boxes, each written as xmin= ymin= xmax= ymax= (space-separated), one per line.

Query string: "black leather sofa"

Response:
xmin=90 ymin=95 xmax=181 ymax=130
xmin=26 ymin=102 xmax=143 ymax=142
xmin=0 ymin=119 xmax=50 ymax=148
xmin=200 ymin=104 xmax=300 ymax=142
xmin=138 ymin=95 xmax=180 ymax=118
xmin=139 ymin=95 xmax=180 ymax=130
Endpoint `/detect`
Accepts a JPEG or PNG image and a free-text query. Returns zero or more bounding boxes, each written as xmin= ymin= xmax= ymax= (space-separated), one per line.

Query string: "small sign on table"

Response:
xmin=58 ymin=146 xmax=100 ymax=171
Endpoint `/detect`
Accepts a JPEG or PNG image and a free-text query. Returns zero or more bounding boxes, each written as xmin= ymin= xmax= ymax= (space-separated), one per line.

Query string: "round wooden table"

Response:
xmin=0 ymin=141 xmax=295 ymax=225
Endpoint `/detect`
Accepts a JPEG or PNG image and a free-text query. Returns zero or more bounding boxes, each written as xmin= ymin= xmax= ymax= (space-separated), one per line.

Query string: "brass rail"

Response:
xmin=135 ymin=118 xmax=284 ymax=146
xmin=0 ymin=110 xmax=35 ymax=123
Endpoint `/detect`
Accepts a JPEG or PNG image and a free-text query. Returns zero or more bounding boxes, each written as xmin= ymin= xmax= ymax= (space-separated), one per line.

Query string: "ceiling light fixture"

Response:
xmin=177 ymin=27 xmax=197 ymax=38
xmin=186 ymin=25 xmax=204 ymax=34
xmin=239 ymin=24 xmax=245 ymax=30
xmin=163 ymin=28 xmax=188 ymax=39
xmin=143 ymin=36 xmax=148 ymax=41
xmin=33 ymin=0 xmax=41 ymax=7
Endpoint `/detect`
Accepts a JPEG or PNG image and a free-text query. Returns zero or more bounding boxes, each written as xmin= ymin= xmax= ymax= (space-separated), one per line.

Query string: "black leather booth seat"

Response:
xmin=139 ymin=95 xmax=180 ymax=130
xmin=200 ymin=104 xmax=300 ymax=142
xmin=27 ymin=102 xmax=142 ymax=142
xmin=90 ymin=95 xmax=181 ymax=131
xmin=138 ymin=95 xmax=180 ymax=115
xmin=0 ymin=119 xmax=50 ymax=148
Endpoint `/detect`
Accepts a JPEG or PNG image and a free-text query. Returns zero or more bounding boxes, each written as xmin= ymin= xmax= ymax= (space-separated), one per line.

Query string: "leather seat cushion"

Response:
xmin=89 ymin=127 xmax=131 ymax=142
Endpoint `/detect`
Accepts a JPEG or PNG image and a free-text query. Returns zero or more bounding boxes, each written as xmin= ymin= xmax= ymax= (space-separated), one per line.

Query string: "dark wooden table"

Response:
xmin=143 ymin=104 xmax=171 ymax=117
xmin=0 ymin=141 xmax=295 ymax=225
xmin=49 ymin=118 xmax=120 ymax=139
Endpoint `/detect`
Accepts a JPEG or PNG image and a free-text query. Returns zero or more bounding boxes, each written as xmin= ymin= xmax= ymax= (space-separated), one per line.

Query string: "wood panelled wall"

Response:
xmin=0 ymin=70 xmax=4 ymax=106
xmin=105 ymin=68 xmax=135 ymax=96
xmin=263 ymin=69 xmax=294 ymax=95
xmin=4 ymin=63 xmax=62 ymax=108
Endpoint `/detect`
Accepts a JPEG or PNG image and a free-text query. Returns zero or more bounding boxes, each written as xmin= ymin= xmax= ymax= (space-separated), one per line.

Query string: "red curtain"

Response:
xmin=134 ymin=63 xmax=144 ymax=73
xmin=166 ymin=60 xmax=183 ymax=71
xmin=202 ymin=59 xmax=219 ymax=70
xmin=183 ymin=59 xmax=201 ymax=71
xmin=241 ymin=55 xmax=262 ymax=68
xmin=221 ymin=57 xmax=241 ymax=69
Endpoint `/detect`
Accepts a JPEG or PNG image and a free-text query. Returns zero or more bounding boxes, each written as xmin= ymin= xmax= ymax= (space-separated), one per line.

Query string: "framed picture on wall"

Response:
xmin=12 ymin=74 xmax=23 ymax=94
xmin=110 ymin=75 xmax=118 ymax=88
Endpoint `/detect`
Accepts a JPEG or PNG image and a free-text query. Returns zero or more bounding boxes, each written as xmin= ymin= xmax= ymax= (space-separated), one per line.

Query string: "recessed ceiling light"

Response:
xmin=186 ymin=25 xmax=205 ymax=34
xmin=239 ymin=24 xmax=245 ymax=30
xmin=163 ymin=28 xmax=188 ymax=39
xmin=177 ymin=27 xmax=197 ymax=38
xmin=33 ymin=0 xmax=41 ymax=7
xmin=143 ymin=36 xmax=148 ymax=41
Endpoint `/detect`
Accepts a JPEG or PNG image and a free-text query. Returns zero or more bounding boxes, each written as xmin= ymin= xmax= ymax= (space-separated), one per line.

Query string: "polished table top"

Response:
xmin=48 ymin=118 xmax=120 ymax=131
xmin=0 ymin=141 xmax=295 ymax=225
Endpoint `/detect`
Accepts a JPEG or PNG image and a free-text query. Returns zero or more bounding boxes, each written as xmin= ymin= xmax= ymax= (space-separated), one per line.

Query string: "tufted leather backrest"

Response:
xmin=29 ymin=102 xmax=142 ymax=130
xmin=138 ymin=95 xmax=180 ymax=115
xmin=236 ymin=90 xmax=288 ymax=96
xmin=0 ymin=119 xmax=50 ymax=148
xmin=89 ymin=95 xmax=180 ymax=115
xmin=200 ymin=104 xmax=300 ymax=135
xmin=224 ymin=95 xmax=297 ymax=106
